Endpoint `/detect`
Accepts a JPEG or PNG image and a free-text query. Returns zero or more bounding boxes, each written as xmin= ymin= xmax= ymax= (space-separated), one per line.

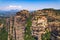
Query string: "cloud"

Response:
xmin=0 ymin=5 xmax=22 ymax=10
xmin=8 ymin=5 xmax=22 ymax=9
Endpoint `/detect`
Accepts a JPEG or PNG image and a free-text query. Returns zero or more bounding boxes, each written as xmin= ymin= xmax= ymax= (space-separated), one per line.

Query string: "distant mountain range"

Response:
xmin=0 ymin=8 xmax=60 ymax=18
xmin=0 ymin=9 xmax=33 ymax=17
xmin=0 ymin=10 xmax=20 ymax=17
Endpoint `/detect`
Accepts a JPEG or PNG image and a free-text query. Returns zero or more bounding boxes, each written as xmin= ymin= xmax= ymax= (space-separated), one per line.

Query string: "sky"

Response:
xmin=0 ymin=0 xmax=60 ymax=10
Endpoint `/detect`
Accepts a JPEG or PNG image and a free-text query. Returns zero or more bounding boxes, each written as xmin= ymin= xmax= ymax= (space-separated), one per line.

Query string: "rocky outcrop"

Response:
xmin=7 ymin=9 xmax=60 ymax=40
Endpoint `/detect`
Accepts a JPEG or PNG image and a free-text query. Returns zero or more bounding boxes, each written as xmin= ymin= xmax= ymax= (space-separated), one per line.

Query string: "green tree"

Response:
xmin=24 ymin=15 xmax=35 ymax=40
xmin=42 ymin=29 xmax=50 ymax=40
xmin=0 ymin=18 xmax=8 ymax=40
xmin=0 ymin=27 xmax=8 ymax=40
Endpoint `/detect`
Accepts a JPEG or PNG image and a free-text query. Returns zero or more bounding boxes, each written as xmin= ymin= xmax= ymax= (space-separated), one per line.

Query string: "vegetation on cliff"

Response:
xmin=42 ymin=29 xmax=51 ymax=40
xmin=0 ymin=18 xmax=8 ymax=40
xmin=0 ymin=27 xmax=8 ymax=40
xmin=24 ymin=15 xmax=35 ymax=40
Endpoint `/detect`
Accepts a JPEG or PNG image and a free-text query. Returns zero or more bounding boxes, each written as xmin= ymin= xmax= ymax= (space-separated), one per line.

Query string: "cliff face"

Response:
xmin=15 ymin=10 xmax=30 ymax=24
xmin=7 ymin=9 xmax=60 ymax=40
xmin=16 ymin=10 xmax=29 ymax=18
xmin=31 ymin=10 xmax=48 ymax=40
xmin=7 ymin=10 xmax=30 ymax=40
xmin=15 ymin=9 xmax=60 ymax=22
